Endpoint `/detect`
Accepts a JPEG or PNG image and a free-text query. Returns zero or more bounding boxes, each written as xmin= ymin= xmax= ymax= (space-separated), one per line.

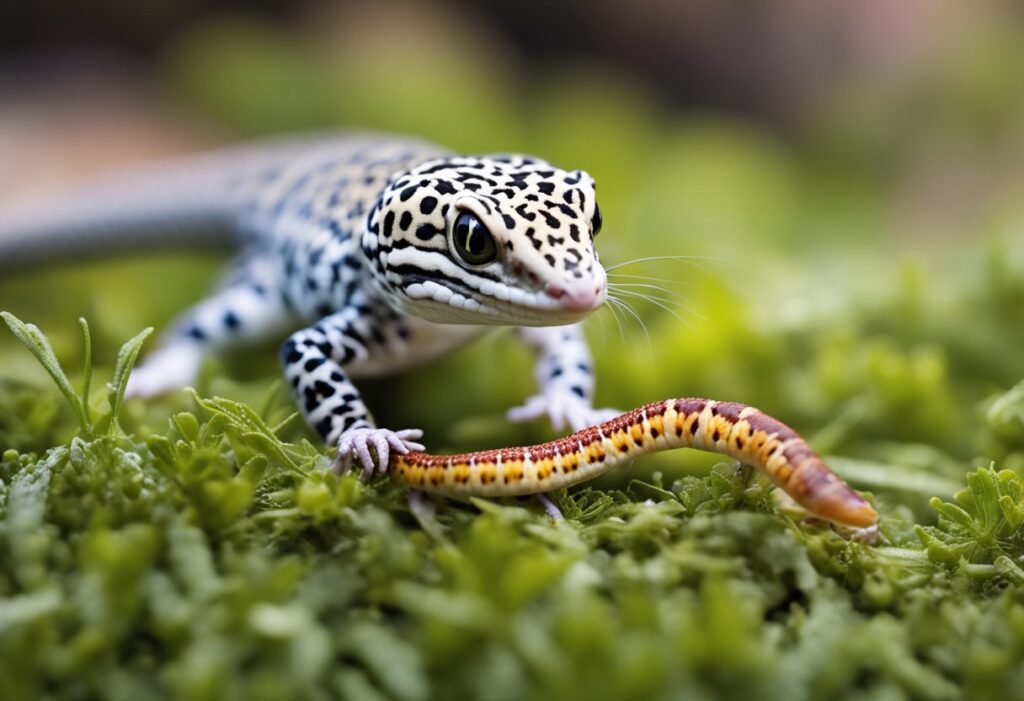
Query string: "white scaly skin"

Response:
xmin=0 ymin=134 xmax=615 ymax=475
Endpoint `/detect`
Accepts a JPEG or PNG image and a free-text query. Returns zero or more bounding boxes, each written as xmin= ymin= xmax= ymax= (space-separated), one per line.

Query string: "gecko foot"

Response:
xmin=125 ymin=343 xmax=204 ymax=398
xmin=407 ymin=489 xmax=436 ymax=520
xmin=333 ymin=427 xmax=425 ymax=479
xmin=507 ymin=391 xmax=620 ymax=433
xmin=536 ymin=493 xmax=564 ymax=520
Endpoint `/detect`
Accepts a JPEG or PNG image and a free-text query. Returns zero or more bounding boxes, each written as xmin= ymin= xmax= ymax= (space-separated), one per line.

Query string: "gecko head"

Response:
xmin=361 ymin=155 xmax=606 ymax=326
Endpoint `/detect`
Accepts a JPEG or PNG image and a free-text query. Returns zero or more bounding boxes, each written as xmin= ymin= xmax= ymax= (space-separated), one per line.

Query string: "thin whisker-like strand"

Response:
xmin=608 ymin=281 xmax=685 ymax=300
xmin=607 ymin=294 xmax=653 ymax=356
xmin=611 ymin=289 xmax=690 ymax=326
xmin=610 ymin=286 xmax=685 ymax=307
xmin=610 ymin=289 xmax=698 ymax=330
xmin=603 ymin=296 xmax=628 ymax=345
xmin=605 ymin=254 xmax=745 ymax=275
xmin=608 ymin=272 xmax=684 ymax=283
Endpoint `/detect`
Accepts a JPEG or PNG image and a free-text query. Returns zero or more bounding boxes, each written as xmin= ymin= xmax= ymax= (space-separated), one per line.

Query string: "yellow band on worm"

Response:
xmin=390 ymin=398 xmax=878 ymax=528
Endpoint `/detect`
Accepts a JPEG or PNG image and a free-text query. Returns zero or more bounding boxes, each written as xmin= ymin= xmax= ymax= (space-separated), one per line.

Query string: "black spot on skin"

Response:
xmin=435 ymin=180 xmax=457 ymax=195
xmin=314 ymin=380 xmax=336 ymax=398
xmin=568 ymin=224 xmax=580 ymax=242
xmin=330 ymin=371 xmax=345 ymax=382
xmin=577 ymin=362 xmax=591 ymax=373
xmin=516 ymin=204 xmax=536 ymax=221
xmin=420 ymin=196 xmax=438 ymax=214
xmin=187 ymin=326 xmax=206 ymax=341
xmin=223 ymin=311 xmax=240 ymax=329
xmin=400 ymin=186 xmax=419 ymax=201
xmin=415 ymin=224 xmax=438 ymax=240
xmin=399 ymin=211 xmax=413 ymax=231
xmin=383 ymin=211 xmax=395 ymax=238
xmin=458 ymin=172 xmax=498 ymax=187
xmin=570 ymin=385 xmax=586 ymax=398
xmin=564 ymin=172 xmax=582 ymax=185
xmin=282 ymin=344 xmax=302 ymax=365
xmin=538 ymin=182 xmax=554 ymax=195
xmin=304 ymin=357 xmax=325 ymax=372
xmin=502 ymin=214 xmax=515 ymax=230
xmin=550 ymin=367 xmax=564 ymax=378
xmin=315 ymin=417 xmax=333 ymax=437
xmin=544 ymin=254 xmax=556 ymax=266
xmin=541 ymin=211 xmax=561 ymax=229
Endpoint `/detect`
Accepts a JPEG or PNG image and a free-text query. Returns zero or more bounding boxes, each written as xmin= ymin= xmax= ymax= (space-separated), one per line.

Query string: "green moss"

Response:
xmin=3 ymin=312 xmax=1024 ymax=699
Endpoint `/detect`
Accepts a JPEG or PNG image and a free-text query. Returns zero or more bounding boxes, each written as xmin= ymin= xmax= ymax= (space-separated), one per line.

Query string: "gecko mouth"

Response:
xmin=399 ymin=276 xmax=600 ymax=326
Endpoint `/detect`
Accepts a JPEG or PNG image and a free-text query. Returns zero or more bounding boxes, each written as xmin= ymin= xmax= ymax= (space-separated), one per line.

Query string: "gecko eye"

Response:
xmin=452 ymin=211 xmax=497 ymax=265
xmin=591 ymin=204 xmax=603 ymax=237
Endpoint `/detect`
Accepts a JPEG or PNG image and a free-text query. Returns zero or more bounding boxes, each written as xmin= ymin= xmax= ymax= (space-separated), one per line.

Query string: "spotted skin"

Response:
xmin=392 ymin=398 xmax=878 ymax=528
xmin=0 ymin=134 xmax=611 ymax=472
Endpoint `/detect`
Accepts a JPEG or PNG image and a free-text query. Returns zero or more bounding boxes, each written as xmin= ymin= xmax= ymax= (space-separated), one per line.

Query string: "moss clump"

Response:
xmin=3 ymin=312 xmax=1024 ymax=700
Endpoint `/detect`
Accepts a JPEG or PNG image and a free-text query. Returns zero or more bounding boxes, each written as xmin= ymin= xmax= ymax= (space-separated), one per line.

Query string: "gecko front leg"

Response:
xmin=281 ymin=309 xmax=424 ymax=476
xmin=507 ymin=323 xmax=619 ymax=432
xmin=127 ymin=258 xmax=294 ymax=397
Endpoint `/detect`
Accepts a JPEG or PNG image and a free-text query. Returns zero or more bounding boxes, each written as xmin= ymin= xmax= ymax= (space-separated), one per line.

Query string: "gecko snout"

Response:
xmin=545 ymin=280 xmax=606 ymax=311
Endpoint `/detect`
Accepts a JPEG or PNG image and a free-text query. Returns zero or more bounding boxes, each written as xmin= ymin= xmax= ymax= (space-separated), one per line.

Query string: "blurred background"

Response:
xmin=2 ymin=0 xmax=1024 ymax=487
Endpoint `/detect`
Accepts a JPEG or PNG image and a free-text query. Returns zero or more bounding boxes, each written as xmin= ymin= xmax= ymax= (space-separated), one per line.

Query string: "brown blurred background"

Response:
xmin=3 ymin=0 xmax=1022 ymax=233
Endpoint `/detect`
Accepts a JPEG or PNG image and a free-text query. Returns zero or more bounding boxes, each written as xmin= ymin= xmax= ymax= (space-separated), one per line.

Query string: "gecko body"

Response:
xmin=0 ymin=133 xmax=615 ymax=473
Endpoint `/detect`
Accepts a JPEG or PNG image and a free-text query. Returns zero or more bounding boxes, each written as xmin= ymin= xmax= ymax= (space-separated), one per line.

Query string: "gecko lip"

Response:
xmin=399 ymin=275 xmax=603 ymax=325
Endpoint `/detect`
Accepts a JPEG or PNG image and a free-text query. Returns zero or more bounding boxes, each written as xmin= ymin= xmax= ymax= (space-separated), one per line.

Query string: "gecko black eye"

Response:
xmin=452 ymin=211 xmax=497 ymax=265
xmin=592 ymin=204 xmax=603 ymax=237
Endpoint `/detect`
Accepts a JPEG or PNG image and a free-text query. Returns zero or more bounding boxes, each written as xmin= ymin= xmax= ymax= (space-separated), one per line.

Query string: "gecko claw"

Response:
xmin=333 ymin=427 xmax=425 ymax=477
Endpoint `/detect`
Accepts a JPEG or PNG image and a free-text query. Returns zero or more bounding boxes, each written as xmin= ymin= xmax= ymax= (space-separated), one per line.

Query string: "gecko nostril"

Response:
xmin=545 ymin=282 xmax=566 ymax=299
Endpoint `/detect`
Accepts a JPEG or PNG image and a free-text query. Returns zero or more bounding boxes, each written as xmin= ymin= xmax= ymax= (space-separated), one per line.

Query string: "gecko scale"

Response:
xmin=0 ymin=133 xmax=875 ymax=526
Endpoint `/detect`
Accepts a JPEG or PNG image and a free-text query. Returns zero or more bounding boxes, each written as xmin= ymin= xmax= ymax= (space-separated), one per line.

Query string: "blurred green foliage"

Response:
xmin=3 ymin=10 xmax=1024 ymax=700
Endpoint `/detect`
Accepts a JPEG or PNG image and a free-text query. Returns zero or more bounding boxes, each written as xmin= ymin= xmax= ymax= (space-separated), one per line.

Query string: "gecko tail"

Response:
xmin=0 ymin=155 xmax=241 ymax=276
